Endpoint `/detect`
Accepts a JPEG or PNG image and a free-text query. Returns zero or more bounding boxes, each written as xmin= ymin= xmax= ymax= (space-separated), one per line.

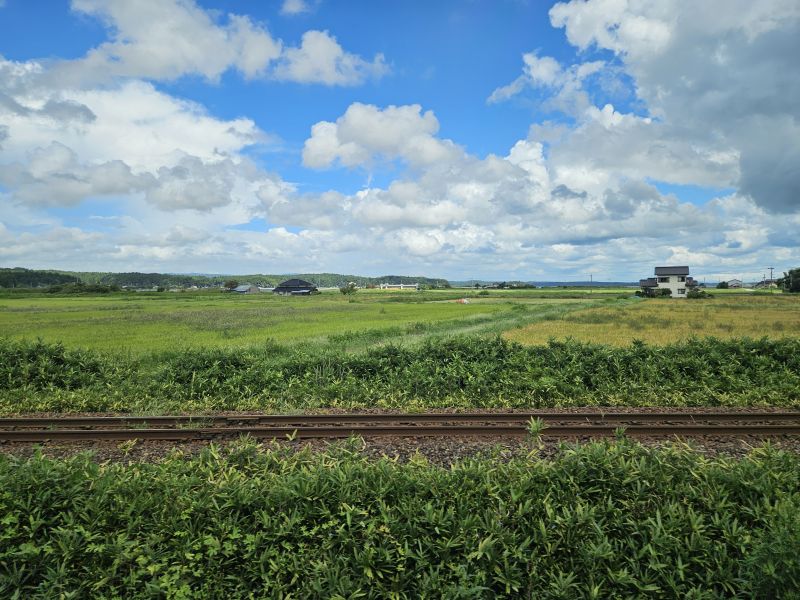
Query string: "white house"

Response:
xmin=639 ymin=266 xmax=692 ymax=298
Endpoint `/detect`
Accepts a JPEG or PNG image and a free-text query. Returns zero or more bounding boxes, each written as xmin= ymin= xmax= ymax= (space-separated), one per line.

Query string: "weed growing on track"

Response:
xmin=2 ymin=336 xmax=799 ymax=413
xmin=1 ymin=439 xmax=798 ymax=597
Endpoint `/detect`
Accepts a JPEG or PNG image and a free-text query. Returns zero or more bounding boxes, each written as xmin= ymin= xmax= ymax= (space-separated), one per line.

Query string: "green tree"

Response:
xmin=224 ymin=280 xmax=239 ymax=290
xmin=716 ymin=281 xmax=729 ymax=289
xmin=339 ymin=282 xmax=357 ymax=295
xmin=778 ymin=268 xmax=800 ymax=293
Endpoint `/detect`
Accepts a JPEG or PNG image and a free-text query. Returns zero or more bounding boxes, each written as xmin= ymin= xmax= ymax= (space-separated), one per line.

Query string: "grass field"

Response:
xmin=504 ymin=294 xmax=800 ymax=346
xmin=0 ymin=289 xmax=598 ymax=353
xmin=2 ymin=289 xmax=799 ymax=354
xmin=3 ymin=289 xmax=800 ymax=413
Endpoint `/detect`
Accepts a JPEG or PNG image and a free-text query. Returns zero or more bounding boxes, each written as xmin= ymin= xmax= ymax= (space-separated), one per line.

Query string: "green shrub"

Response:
xmin=0 ymin=339 xmax=127 ymax=391
xmin=1 ymin=441 xmax=798 ymax=597
xmin=687 ymin=289 xmax=713 ymax=299
xmin=2 ymin=336 xmax=799 ymax=412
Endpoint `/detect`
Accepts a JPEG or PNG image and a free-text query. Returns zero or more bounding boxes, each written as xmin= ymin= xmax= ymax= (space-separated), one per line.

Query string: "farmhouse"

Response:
xmin=639 ymin=266 xmax=694 ymax=298
xmin=273 ymin=278 xmax=319 ymax=295
xmin=726 ymin=279 xmax=743 ymax=288
xmin=232 ymin=284 xmax=260 ymax=294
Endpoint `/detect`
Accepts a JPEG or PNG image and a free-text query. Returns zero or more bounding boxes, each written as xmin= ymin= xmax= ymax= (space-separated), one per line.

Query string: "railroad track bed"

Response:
xmin=2 ymin=410 xmax=800 ymax=466
xmin=2 ymin=411 xmax=800 ymax=442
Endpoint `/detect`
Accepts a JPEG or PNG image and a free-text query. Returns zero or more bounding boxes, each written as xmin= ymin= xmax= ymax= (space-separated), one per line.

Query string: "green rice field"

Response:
xmin=1 ymin=288 xmax=797 ymax=354
xmin=0 ymin=288 xmax=598 ymax=353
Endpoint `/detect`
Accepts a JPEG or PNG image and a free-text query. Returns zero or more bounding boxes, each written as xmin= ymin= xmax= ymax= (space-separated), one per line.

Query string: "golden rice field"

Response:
xmin=503 ymin=294 xmax=800 ymax=346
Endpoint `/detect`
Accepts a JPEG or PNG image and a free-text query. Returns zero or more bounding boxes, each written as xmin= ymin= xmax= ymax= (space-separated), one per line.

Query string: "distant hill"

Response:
xmin=0 ymin=268 xmax=450 ymax=290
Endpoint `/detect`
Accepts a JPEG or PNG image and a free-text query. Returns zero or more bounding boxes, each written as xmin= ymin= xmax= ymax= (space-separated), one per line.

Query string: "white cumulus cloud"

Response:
xmin=547 ymin=0 xmax=800 ymax=212
xmin=32 ymin=1 xmax=385 ymax=87
xmin=275 ymin=30 xmax=388 ymax=86
xmin=63 ymin=0 xmax=282 ymax=82
xmin=280 ymin=0 xmax=311 ymax=16
xmin=303 ymin=103 xmax=461 ymax=169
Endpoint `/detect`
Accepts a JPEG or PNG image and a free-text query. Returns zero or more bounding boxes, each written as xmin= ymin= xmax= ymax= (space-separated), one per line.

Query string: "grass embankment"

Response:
xmin=1 ymin=440 xmax=798 ymax=597
xmin=505 ymin=295 xmax=800 ymax=346
xmin=2 ymin=336 xmax=798 ymax=413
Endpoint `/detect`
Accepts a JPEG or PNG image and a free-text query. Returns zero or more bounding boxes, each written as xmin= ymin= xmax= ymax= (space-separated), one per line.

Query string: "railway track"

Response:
xmin=1 ymin=411 xmax=799 ymax=442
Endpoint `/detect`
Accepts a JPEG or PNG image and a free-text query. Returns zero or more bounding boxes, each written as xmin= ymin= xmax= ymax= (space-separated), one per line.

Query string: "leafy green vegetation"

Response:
xmin=779 ymin=267 xmax=800 ymax=293
xmin=2 ymin=336 xmax=798 ymax=414
xmin=687 ymin=288 xmax=714 ymax=299
xmin=1 ymin=440 xmax=798 ymax=598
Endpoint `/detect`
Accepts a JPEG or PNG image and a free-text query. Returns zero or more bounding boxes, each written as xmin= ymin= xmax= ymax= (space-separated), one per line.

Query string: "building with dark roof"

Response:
xmin=639 ymin=277 xmax=658 ymax=289
xmin=232 ymin=284 xmax=260 ymax=294
xmin=654 ymin=266 xmax=689 ymax=276
xmin=272 ymin=278 xmax=319 ymax=295
xmin=639 ymin=266 xmax=692 ymax=298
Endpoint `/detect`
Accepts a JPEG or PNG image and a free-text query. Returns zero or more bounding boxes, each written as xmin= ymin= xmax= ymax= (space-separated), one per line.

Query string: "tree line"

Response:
xmin=0 ymin=268 xmax=450 ymax=290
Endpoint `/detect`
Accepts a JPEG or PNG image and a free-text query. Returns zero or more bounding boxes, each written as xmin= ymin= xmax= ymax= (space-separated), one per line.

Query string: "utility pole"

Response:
xmin=589 ymin=273 xmax=593 ymax=294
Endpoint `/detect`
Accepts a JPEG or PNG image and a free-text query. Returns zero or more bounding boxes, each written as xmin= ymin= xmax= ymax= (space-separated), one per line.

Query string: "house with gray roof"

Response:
xmin=639 ymin=266 xmax=693 ymax=298
xmin=232 ymin=284 xmax=260 ymax=294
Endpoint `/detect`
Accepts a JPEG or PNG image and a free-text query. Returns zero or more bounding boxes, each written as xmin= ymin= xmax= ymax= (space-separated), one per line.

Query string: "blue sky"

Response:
xmin=0 ymin=0 xmax=798 ymax=281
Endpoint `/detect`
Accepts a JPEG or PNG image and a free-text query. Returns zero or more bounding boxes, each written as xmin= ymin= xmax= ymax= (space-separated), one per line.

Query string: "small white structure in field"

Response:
xmin=379 ymin=283 xmax=419 ymax=290
xmin=639 ymin=266 xmax=694 ymax=298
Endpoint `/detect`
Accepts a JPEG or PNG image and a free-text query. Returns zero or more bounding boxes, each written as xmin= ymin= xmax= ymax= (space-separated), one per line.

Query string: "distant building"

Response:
xmin=232 ymin=284 xmax=260 ymax=294
xmin=726 ymin=279 xmax=743 ymax=288
xmin=379 ymin=283 xmax=419 ymax=290
xmin=754 ymin=279 xmax=778 ymax=289
xmin=639 ymin=266 xmax=693 ymax=298
xmin=273 ymin=278 xmax=319 ymax=295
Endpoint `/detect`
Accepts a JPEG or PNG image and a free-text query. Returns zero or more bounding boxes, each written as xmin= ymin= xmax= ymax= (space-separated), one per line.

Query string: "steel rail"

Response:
xmin=2 ymin=423 xmax=800 ymax=442
xmin=2 ymin=411 xmax=800 ymax=429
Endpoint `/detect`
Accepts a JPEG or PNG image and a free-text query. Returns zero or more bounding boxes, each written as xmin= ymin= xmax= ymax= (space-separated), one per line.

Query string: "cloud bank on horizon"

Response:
xmin=0 ymin=0 xmax=797 ymax=281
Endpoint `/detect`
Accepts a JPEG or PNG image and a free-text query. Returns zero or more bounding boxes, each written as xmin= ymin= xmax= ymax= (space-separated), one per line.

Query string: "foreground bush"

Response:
xmin=1 ymin=440 xmax=798 ymax=598
xmin=1 ymin=336 xmax=799 ymax=412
